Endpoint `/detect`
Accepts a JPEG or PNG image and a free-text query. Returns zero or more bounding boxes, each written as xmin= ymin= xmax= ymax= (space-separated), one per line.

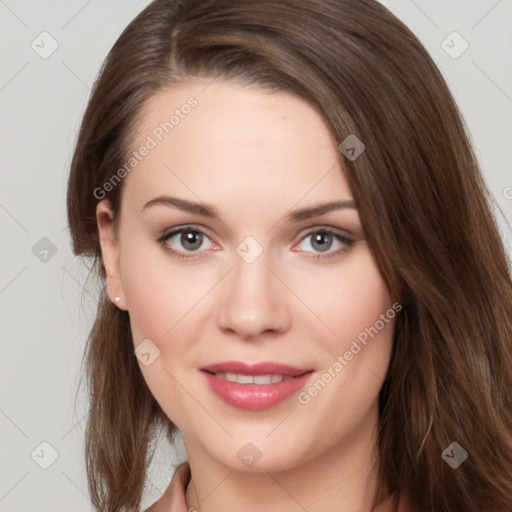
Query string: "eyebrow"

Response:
xmin=142 ymin=195 xmax=357 ymax=222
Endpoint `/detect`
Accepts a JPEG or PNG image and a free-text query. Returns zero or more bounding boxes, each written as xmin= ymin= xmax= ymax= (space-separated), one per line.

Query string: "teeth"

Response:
xmin=214 ymin=373 xmax=294 ymax=384
xmin=236 ymin=373 xmax=253 ymax=384
xmin=254 ymin=375 xmax=273 ymax=384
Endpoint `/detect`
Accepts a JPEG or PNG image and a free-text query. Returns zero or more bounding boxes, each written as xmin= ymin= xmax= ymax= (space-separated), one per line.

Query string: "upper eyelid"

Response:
xmin=159 ymin=224 xmax=352 ymax=247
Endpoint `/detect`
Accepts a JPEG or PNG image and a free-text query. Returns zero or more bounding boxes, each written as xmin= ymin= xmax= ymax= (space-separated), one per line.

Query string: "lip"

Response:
xmin=200 ymin=361 xmax=315 ymax=411
xmin=200 ymin=361 xmax=312 ymax=376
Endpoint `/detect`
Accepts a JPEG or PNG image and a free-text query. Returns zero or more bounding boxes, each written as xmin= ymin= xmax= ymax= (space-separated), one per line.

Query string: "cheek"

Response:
xmin=119 ymin=238 xmax=204 ymax=427
xmin=119 ymin=235 xmax=202 ymax=344
xmin=295 ymin=245 xmax=395 ymax=353
xmin=297 ymin=245 xmax=397 ymax=418
xmin=296 ymin=249 xmax=396 ymax=421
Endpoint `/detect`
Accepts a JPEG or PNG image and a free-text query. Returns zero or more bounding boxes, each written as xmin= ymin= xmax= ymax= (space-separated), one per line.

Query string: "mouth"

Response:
xmin=199 ymin=361 xmax=315 ymax=410
xmin=202 ymin=371 xmax=299 ymax=384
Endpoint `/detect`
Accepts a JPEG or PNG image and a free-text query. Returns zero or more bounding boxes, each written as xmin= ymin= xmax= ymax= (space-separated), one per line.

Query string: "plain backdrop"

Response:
xmin=1 ymin=1 xmax=511 ymax=510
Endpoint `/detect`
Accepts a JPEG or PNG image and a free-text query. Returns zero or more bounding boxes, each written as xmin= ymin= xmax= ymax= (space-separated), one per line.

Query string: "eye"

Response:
xmin=293 ymin=227 xmax=353 ymax=260
xmin=157 ymin=225 xmax=353 ymax=262
xmin=157 ymin=226 xmax=217 ymax=260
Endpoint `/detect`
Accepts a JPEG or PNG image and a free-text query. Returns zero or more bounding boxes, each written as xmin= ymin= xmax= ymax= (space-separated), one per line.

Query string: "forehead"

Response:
xmin=122 ymin=80 xmax=353 ymax=213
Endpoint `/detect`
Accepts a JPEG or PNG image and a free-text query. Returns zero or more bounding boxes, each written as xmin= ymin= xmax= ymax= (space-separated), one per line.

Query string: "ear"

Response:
xmin=96 ymin=199 xmax=127 ymax=310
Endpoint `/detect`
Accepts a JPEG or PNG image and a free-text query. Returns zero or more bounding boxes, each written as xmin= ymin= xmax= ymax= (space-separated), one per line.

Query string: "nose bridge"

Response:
xmin=232 ymin=240 xmax=272 ymax=296
xmin=216 ymin=235 xmax=290 ymax=339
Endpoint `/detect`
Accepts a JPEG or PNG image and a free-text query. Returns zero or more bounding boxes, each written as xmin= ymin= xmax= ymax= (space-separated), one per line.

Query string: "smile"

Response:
xmin=200 ymin=361 xmax=315 ymax=411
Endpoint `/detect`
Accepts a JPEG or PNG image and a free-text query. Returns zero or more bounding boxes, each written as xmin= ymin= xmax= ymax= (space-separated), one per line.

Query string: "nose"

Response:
xmin=216 ymin=248 xmax=291 ymax=341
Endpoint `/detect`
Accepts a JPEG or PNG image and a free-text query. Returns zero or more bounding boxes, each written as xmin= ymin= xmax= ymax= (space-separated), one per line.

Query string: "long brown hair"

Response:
xmin=67 ymin=0 xmax=512 ymax=510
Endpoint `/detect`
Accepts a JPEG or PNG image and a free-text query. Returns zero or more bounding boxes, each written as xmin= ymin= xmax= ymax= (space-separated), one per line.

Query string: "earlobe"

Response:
xmin=96 ymin=200 xmax=127 ymax=310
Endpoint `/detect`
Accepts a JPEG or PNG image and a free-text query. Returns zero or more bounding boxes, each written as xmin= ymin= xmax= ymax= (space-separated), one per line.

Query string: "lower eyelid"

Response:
xmin=158 ymin=227 xmax=352 ymax=258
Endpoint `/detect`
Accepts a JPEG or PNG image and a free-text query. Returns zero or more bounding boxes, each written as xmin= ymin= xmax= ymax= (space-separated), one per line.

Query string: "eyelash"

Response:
xmin=157 ymin=225 xmax=354 ymax=261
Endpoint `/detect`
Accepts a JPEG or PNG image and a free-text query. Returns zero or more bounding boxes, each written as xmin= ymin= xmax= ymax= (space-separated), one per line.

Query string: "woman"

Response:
xmin=67 ymin=0 xmax=512 ymax=510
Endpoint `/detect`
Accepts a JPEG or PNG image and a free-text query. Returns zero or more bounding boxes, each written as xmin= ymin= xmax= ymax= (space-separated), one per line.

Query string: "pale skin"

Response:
xmin=97 ymin=80 xmax=396 ymax=512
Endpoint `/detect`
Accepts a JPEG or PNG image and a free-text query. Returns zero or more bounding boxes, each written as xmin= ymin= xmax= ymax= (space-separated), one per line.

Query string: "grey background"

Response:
xmin=1 ymin=1 xmax=511 ymax=510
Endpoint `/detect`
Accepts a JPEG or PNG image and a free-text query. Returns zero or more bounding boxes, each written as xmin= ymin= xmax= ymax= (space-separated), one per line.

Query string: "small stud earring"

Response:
xmin=115 ymin=296 xmax=121 ymax=303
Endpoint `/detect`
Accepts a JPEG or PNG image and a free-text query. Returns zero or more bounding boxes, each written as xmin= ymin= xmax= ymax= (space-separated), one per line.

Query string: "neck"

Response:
xmin=184 ymin=407 xmax=391 ymax=512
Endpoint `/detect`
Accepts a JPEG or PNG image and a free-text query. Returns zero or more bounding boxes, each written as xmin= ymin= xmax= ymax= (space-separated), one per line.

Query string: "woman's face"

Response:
xmin=98 ymin=80 xmax=398 ymax=472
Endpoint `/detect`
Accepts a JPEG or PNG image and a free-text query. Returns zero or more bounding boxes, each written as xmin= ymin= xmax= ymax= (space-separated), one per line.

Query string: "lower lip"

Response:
xmin=201 ymin=370 xmax=314 ymax=411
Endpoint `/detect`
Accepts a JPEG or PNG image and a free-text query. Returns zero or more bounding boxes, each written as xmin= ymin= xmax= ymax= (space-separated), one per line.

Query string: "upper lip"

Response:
xmin=200 ymin=361 xmax=313 ymax=377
